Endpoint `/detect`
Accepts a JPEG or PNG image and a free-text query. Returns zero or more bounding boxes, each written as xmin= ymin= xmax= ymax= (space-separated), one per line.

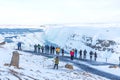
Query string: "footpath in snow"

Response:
xmin=23 ymin=50 xmax=120 ymax=80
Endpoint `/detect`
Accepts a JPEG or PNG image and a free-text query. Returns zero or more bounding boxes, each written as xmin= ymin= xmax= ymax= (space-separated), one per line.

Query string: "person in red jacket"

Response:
xmin=70 ymin=49 xmax=74 ymax=60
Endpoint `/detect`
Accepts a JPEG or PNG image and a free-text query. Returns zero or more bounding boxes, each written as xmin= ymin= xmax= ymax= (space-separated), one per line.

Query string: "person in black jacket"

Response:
xmin=89 ymin=51 xmax=93 ymax=61
xmin=52 ymin=46 xmax=55 ymax=54
xmin=61 ymin=48 xmax=64 ymax=56
xmin=34 ymin=44 xmax=37 ymax=53
xmin=41 ymin=45 xmax=44 ymax=53
xmin=83 ymin=49 xmax=87 ymax=60
xmin=94 ymin=52 xmax=97 ymax=61
xmin=79 ymin=49 xmax=82 ymax=59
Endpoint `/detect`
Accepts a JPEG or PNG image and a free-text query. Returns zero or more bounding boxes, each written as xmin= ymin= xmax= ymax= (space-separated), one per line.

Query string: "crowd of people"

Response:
xmin=17 ymin=43 xmax=98 ymax=69
xmin=70 ymin=49 xmax=97 ymax=61
xmin=34 ymin=44 xmax=59 ymax=55
xmin=33 ymin=44 xmax=97 ymax=61
xmin=34 ymin=44 xmax=44 ymax=53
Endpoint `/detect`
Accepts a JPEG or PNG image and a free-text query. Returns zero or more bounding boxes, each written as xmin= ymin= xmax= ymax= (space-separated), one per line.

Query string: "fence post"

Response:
xmin=119 ymin=57 xmax=120 ymax=66
xmin=106 ymin=58 xmax=107 ymax=62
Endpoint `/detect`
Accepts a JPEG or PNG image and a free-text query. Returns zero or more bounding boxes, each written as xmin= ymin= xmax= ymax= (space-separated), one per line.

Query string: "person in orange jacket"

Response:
xmin=56 ymin=47 xmax=60 ymax=55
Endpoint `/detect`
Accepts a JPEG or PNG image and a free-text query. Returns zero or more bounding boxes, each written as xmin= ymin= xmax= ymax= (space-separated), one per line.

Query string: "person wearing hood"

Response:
xmin=53 ymin=56 xmax=59 ymax=69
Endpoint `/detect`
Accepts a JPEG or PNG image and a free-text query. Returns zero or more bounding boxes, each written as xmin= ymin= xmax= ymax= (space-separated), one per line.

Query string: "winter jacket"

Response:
xmin=70 ymin=51 xmax=74 ymax=56
xmin=38 ymin=44 xmax=41 ymax=49
xmin=56 ymin=47 xmax=60 ymax=53
xmin=55 ymin=57 xmax=59 ymax=64
xmin=17 ymin=42 xmax=21 ymax=47
xmin=34 ymin=44 xmax=37 ymax=48
xmin=94 ymin=52 xmax=97 ymax=58
xmin=62 ymin=49 xmax=64 ymax=53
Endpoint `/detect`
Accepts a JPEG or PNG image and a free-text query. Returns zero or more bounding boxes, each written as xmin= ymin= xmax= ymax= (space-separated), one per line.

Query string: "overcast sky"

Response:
xmin=0 ymin=0 xmax=120 ymax=25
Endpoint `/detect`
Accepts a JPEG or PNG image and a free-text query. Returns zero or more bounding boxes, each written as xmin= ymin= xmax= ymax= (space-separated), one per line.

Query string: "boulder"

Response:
xmin=0 ymin=42 xmax=5 ymax=45
xmin=65 ymin=64 xmax=73 ymax=69
xmin=109 ymin=65 xmax=119 ymax=68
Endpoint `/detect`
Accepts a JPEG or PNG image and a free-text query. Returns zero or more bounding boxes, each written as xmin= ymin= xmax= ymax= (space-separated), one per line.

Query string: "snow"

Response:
xmin=0 ymin=24 xmax=120 ymax=79
xmin=0 ymin=48 xmax=108 ymax=80
xmin=44 ymin=25 xmax=120 ymax=77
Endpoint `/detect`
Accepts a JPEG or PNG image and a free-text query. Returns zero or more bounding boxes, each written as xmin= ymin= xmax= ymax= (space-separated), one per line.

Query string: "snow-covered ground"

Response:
xmin=0 ymin=48 xmax=109 ymax=80
xmin=0 ymin=24 xmax=120 ymax=80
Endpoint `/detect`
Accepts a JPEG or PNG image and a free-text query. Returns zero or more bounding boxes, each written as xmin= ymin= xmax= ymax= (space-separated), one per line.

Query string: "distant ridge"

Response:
xmin=45 ymin=23 xmax=120 ymax=28
xmin=0 ymin=24 xmax=44 ymax=28
xmin=0 ymin=28 xmax=43 ymax=34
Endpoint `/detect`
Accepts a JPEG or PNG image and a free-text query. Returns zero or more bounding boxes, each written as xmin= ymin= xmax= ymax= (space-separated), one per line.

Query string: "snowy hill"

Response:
xmin=45 ymin=26 xmax=120 ymax=61
xmin=0 ymin=25 xmax=120 ymax=80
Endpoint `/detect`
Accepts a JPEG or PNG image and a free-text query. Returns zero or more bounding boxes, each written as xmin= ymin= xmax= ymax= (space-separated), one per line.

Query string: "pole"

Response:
xmin=106 ymin=58 xmax=107 ymax=62
xmin=119 ymin=57 xmax=120 ymax=66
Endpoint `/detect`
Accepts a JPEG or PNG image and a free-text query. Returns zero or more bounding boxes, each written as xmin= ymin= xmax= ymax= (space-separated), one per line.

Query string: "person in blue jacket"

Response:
xmin=17 ymin=42 xmax=22 ymax=50
xmin=74 ymin=48 xmax=77 ymax=58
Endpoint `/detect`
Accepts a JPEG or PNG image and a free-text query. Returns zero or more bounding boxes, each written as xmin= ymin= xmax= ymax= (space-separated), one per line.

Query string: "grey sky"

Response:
xmin=0 ymin=0 xmax=120 ymax=25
